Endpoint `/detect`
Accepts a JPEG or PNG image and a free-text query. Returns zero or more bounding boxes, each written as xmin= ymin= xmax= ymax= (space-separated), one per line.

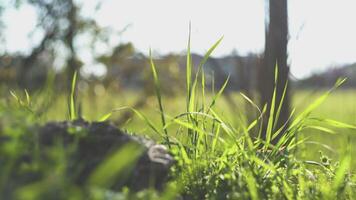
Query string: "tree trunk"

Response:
xmin=259 ymin=0 xmax=289 ymax=143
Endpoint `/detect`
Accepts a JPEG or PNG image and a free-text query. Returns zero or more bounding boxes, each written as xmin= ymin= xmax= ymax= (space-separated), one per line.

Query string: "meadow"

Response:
xmin=37 ymin=88 xmax=356 ymax=165
xmin=1 ymin=46 xmax=356 ymax=199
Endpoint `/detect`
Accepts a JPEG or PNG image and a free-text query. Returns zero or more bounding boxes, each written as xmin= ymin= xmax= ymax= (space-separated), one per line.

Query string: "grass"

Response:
xmin=1 ymin=37 xmax=356 ymax=199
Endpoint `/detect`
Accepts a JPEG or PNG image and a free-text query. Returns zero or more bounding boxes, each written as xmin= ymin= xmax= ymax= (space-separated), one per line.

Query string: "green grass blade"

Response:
xmin=265 ymin=80 xmax=277 ymax=147
xmin=189 ymin=36 xmax=223 ymax=114
xmin=310 ymin=118 xmax=356 ymax=130
xmin=207 ymin=75 xmax=230 ymax=110
xmin=332 ymin=141 xmax=351 ymax=194
xmin=244 ymin=170 xmax=259 ymax=200
xmin=209 ymin=109 xmax=235 ymax=139
xmin=198 ymin=37 xmax=223 ymax=70
xmin=211 ymin=124 xmax=221 ymax=152
xmin=88 ymin=143 xmax=144 ymax=188
xmin=306 ymin=126 xmax=336 ymax=134
xmin=190 ymin=36 xmax=223 ymax=109
xmin=98 ymin=107 xmax=163 ymax=138
xmin=10 ymin=90 xmax=20 ymax=104
xmin=24 ymin=89 xmax=31 ymax=106
xmin=240 ymin=92 xmax=265 ymax=138
xmin=186 ymin=24 xmax=192 ymax=112
xmin=272 ymin=108 xmax=296 ymax=140
xmin=201 ymin=68 xmax=206 ymax=112
xmin=69 ymin=71 xmax=78 ymax=120
xmin=97 ymin=112 xmax=113 ymax=122
xmin=273 ymin=80 xmax=288 ymax=129
xmin=290 ymin=78 xmax=346 ymax=129
xmin=149 ymin=49 xmax=170 ymax=148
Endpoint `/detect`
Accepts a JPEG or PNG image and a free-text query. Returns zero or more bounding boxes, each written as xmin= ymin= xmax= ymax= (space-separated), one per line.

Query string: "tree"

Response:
xmin=258 ymin=0 xmax=289 ymax=143
xmin=13 ymin=0 xmax=107 ymax=91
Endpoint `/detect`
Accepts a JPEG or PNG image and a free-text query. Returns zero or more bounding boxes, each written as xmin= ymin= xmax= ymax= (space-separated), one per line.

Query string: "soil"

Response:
xmin=5 ymin=119 xmax=175 ymax=192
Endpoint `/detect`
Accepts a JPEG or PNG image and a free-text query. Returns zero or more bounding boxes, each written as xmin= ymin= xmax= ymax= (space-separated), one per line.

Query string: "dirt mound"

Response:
xmin=39 ymin=119 xmax=174 ymax=190
xmin=3 ymin=119 xmax=174 ymax=194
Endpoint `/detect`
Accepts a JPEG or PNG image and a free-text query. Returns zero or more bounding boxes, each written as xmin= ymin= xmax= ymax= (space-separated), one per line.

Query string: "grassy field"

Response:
xmin=1 ymin=85 xmax=356 ymax=198
xmin=293 ymin=90 xmax=356 ymax=163
xmin=1 ymin=44 xmax=356 ymax=199
xmin=36 ymin=88 xmax=356 ymax=164
xmin=1 ymin=81 xmax=356 ymax=199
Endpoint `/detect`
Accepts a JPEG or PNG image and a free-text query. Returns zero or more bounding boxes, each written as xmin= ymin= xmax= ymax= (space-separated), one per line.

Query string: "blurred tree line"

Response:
xmin=0 ymin=0 xmax=262 ymax=96
xmin=1 ymin=0 xmax=105 ymax=90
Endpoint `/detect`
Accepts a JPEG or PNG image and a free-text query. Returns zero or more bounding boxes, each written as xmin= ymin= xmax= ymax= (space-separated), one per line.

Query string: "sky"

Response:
xmin=2 ymin=0 xmax=356 ymax=78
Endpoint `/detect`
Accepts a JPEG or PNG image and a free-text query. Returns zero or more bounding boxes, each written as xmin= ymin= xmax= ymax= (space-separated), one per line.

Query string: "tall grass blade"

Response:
xmin=186 ymin=23 xmax=192 ymax=112
xmin=201 ymin=68 xmax=206 ymax=112
xmin=207 ymin=75 xmax=230 ymax=111
xmin=265 ymin=79 xmax=277 ymax=147
xmin=149 ymin=49 xmax=170 ymax=148
xmin=189 ymin=36 xmax=223 ymax=112
xmin=332 ymin=140 xmax=351 ymax=194
xmin=211 ymin=124 xmax=221 ymax=152
xmin=273 ymin=80 xmax=288 ymax=129
xmin=69 ymin=71 xmax=78 ymax=120
xmin=290 ymin=78 xmax=346 ymax=129
xmin=24 ymin=89 xmax=31 ymax=106
xmin=310 ymin=118 xmax=356 ymax=130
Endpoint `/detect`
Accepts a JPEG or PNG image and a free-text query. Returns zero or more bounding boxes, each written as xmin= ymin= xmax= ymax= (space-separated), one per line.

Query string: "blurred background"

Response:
xmin=1 ymin=0 xmax=356 ymax=90
xmin=0 ymin=0 xmax=356 ymax=159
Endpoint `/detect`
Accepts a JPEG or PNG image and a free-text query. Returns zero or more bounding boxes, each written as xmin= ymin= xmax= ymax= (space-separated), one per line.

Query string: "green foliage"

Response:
xmin=0 ymin=37 xmax=356 ymax=200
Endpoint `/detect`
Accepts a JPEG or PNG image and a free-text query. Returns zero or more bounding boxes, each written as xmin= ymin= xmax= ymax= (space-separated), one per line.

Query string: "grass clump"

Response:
xmin=147 ymin=33 xmax=356 ymax=199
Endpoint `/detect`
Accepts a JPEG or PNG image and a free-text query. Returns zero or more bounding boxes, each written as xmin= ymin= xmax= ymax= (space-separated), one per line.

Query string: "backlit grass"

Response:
xmin=1 ymin=36 xmax=356 ymax=199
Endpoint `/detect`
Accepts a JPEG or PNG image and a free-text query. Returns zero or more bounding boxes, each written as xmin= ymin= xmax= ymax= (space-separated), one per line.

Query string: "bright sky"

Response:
xmin=2 ymin=0 xmax=356 ymax=78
